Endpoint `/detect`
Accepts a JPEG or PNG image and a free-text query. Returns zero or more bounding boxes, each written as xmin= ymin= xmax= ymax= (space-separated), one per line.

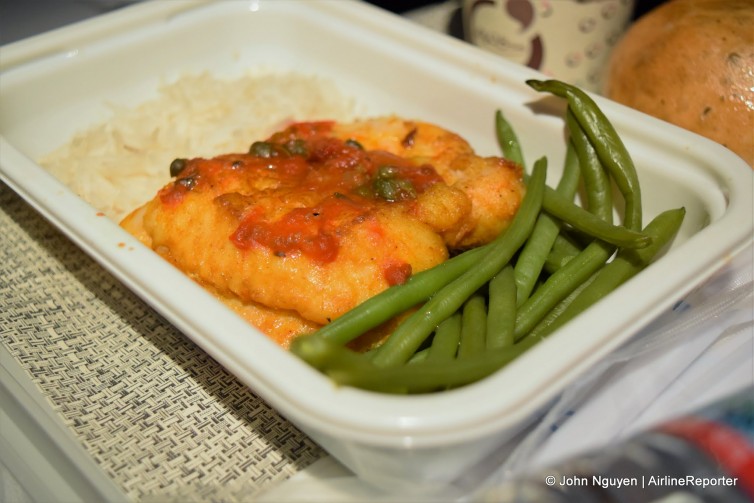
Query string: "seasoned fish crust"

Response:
xmin=330 ymin=117 xmax=524 ymax=248
xmin=121 ymin=117 xmax=524 ymax=348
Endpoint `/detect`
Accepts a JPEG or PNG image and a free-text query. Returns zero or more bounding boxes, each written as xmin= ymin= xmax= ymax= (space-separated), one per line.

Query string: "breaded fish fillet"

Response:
xmin=121 ymin=117 xmax=524 ymax=348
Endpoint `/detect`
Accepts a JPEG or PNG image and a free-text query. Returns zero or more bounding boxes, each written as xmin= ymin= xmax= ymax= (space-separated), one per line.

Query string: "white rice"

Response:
xmin=38 ymin=71 xmax=359 ymax=221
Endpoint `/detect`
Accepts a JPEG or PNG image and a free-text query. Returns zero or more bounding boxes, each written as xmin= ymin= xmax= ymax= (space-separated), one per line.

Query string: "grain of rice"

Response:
xmin=38 ymin=71 xmax=358 ymax=221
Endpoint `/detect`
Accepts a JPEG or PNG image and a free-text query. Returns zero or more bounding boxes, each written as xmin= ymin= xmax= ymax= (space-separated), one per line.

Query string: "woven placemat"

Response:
xmin=0 ymin=181 xmax=324 ymax=501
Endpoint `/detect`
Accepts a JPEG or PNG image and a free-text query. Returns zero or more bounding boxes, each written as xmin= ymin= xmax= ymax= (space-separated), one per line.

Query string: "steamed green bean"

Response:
xmin=329 ymin=338 xmax=539 ymax=393
xmin=514 ymin=239 xmax=614 ymax=341
xmin=514 ymin=141 xmax=581 ymax=305
xmin=527 ymin=79 xmax=643 ymax=231
xmin=544 ymin=233 xmax=583 ymax=273
xmin=533 ymin=207 xmax=686 ymax=338
xmin=542 ymin=187 xmax=649 ymax=249
xmin=495 ymin=110 xmax=526 ymax=167
xmin=566 ymin=109 xmax=613 ymax=223
xmin=427 ymin=313 xmax=462 ymax=362
xmin=486 ymin=266 xmax=516 ymax=349
xmin=458 ymin=293 xmax=487 ymax=358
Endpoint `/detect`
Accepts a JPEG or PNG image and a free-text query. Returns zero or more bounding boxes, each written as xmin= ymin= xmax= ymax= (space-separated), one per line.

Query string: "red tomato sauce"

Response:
xmin=382 ymin=260 xmax=413 ymax=286
xmin=160 ymin=121 xmax=444 ymax=266
xmin=231 ymin=195 xmax=368 ymax=263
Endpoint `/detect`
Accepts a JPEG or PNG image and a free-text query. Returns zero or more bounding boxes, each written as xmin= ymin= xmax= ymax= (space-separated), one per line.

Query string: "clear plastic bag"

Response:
xmin=475 ymin=243 xmax=753 ymax=495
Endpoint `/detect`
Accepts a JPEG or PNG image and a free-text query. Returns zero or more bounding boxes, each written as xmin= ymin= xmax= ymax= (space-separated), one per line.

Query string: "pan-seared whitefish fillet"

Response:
xmin=121 ymin=117 xmax=524 ymax=348
xmin=328 ymin=117 xmax=524 ymax=248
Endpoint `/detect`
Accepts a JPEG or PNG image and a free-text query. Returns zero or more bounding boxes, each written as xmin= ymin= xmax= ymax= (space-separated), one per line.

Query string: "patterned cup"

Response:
xmin=462 ymin=0 xmax=635 ymax=92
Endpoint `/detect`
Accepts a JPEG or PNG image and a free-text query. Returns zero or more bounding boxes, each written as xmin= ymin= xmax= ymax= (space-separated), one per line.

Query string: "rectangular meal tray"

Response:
xmin=2 ymin=0 xmax=752 ymax=490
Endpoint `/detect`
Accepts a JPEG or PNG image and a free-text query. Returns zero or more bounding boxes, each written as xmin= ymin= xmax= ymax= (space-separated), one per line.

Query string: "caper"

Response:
xmin=373 ymin=178 xmax=397 ymax=201
xmin=249 ymin=141 xmax=276 ymax=158
xmin=376 ymin=165 xmax=400 ymax=179
xmin=169 ymin=158 xmax=188 ymax=177
xmin=373 ymin=177 xmax=416 ymax=202
xmin=345 ymin=139 xmax=364 ymax=150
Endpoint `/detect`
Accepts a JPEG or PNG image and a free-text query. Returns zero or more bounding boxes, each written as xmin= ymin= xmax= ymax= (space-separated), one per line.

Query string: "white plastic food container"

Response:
xmin=1 ymin=0 xmax=751 ymax=491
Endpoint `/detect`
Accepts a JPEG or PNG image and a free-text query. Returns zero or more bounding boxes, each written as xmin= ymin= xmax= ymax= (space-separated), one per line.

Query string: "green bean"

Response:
xmin=486 ymin=266 xmax=516 ymax=349
xmin=295 ymin=301 xmax=548 ymax=394
xmin=458 ymin=293 xmax=487 ymax=358
xmin=559 ymin=139 xmax=583 ymax=198
xmin=566 ymin=109 xmax=613 ymax=223
xmin=503 ymin=104 xmax=645 ymax=248
xmin=527 ymin=79 xmax=642 ymax=231
xmin=370 ymin=158 xmax=548 ymax=367
xmin=514 ymin=213 xmax=559 ymax=305
xmin=514 ymin=141 xmax=581 ymax=305
xmin=408 ymin=347 xmax=430 ymax=364
xmin=544 ymin=233 xmax=583 ymax=273
xmin=427 ymin=313 xmax=461 ymax=362
xmin=533 ymin=207 xmax=686 ymax=338
xmin=514 ymin=239 xmax=614 ymax=341
xmin=290 ymin=334 xmax=375 ymax=373
xmin=527 ymin=274 xmax=596 ymax=338
xmin=310 ymin=244 xmax=489 ymax=346
xmin=329 ymin=337 xmax=540 ymax=393
xmin=495 ymin=110 xmax=525 ymax=167
xmin=542 ymin=187 xmax=649 ymax=248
